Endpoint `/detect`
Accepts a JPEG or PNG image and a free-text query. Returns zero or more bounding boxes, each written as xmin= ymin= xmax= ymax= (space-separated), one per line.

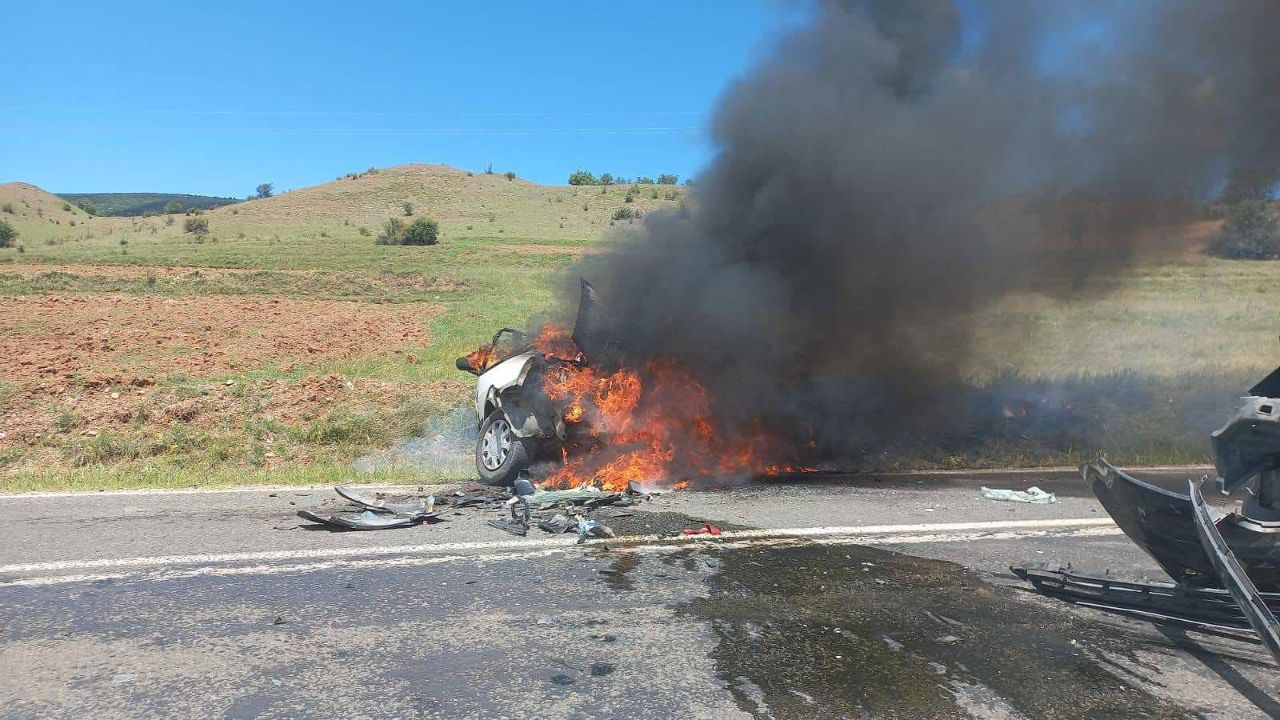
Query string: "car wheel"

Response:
xmin=476 ymin=409 xmax=534 ymax=486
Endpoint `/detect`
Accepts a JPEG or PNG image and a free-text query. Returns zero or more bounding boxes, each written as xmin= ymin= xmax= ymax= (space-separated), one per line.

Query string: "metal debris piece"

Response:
xmin=1190 ymin=479 xmax=1280 ymax=664
xmin=296 ymin=508 xmax=441 ymax=531
xmin=1010 ymin=564 xmax=1271 ymax=631
xmin=980 ymin=486 xmax=1056 ymax=504
xmin=576 ymin=517 xmax=615 ymax=544
xmin=335 ymin=486 xmax=436 ymax=515
xmin=539 ymin=513 xmax=577 ymax=534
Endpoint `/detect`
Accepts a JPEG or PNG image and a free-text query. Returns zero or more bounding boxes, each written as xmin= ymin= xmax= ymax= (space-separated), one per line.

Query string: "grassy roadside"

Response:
xmin=2 ymin=167 xmax=1277 ymax=492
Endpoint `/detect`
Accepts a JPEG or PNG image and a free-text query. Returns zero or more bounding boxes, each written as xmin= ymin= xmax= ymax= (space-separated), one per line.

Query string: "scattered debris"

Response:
xmin=980 ymin=486 xmax=1056 ymax=504
xmin=682 ymin=523 xmax=722 ymax=536
xmin=110 ymin=673 xmax=135 ymax=684
xmin=293 ymin=475 xmax=663 ymax=539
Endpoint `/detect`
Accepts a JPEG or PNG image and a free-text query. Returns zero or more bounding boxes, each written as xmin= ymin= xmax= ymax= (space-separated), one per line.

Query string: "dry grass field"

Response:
xmin=0 ymin=165 xmax=1276 ymax=490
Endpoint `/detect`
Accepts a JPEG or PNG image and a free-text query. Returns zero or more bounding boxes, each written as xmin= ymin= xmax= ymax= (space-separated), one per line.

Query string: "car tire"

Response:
xmin=476 ymin=409 xmax=534 ymax=486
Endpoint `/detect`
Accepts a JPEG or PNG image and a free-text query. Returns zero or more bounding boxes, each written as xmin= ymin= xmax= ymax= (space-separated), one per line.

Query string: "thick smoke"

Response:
xmin=566 ymin=0 xmax=1280 ymax=462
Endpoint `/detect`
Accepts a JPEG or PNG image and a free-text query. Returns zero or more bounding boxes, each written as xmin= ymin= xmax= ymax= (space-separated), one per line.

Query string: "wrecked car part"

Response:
xmin=980 ymin=486 xmax=1056 ymax=504
xmin=296 ymin=508 xmax=441 ymax=531
xmin=570 ymin=278 xmax=617 ymax=365
xmin=475 ymin=408 xmax=536 ymax=487
xmin=1084 ymin=458 xmax=1280 ymax=591
xmin=1011 ymin=564 xmax=1280 ymax=632
xmin=1190 ymin=479 xmax=1280 ymax=664
xmin=1019 ymin=368 xmax=1280 ymax=653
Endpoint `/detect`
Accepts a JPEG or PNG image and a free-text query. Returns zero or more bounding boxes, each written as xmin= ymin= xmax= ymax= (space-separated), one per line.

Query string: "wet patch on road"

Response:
xmin=684 ymin=542 xmax=1196 ymax=719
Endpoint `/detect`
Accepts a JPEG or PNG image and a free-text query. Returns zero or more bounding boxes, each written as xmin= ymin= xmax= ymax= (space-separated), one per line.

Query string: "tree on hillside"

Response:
xmin=401 ymin=218 xmax=439 ymax=245
xmin=375 ymin=217 xmax=405 ymax=245
xmin=1220 ymin=168 xmax=1276 ymax=206
xmin=505 ymin=171 xmax=516 ymax=181
xmin=657 ymin=173 xmax=679 ymax=185
xmin=1209 ymin=200 xmax=1280 ymax=260
xmin=164 ymin=200 xmax=183 ymax=214
xmin=568 ymin=170 xmax=598 ymax=185
xmin=0 ymin=219 xmax=17 ymax=248
xmin=77 ymin=199 xmax=98 ymax=215
xmin=255 ymin=183 xmax=274 ymax=199
xmin=599 ymin=173 xmax=614 ymax=186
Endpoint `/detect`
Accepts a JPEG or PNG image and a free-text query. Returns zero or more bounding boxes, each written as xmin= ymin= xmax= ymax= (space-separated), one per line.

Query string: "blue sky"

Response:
xmin=3 ymin=1 xmax=802 ymax=196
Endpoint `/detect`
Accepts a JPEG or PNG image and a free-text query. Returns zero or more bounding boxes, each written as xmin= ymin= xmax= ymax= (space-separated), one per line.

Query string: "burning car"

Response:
xmin=455 ymin=280 xmax=809 ymax=491
xmin=454 ymin=280 xmax=614 ymax=486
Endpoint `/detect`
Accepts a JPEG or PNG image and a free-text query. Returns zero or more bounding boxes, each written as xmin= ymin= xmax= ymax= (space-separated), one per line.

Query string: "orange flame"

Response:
xmin=465 ymin=343 xmax=499 ymax=373
xmin=525 ymin=324 xmax=813 ymax=492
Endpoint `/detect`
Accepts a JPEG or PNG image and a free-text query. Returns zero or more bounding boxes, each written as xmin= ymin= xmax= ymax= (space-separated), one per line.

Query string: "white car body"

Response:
xmin=474 ymin=351 xmax=538 ymax=419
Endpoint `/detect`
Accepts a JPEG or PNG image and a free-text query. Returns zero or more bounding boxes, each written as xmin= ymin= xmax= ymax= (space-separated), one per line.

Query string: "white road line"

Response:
xmin=0 ymin=518 xmax=1118 ymax=588
xmin=0 ymin=518 xmax=1115 ymax=575
xmin=1 ymin=525 xmax=1122 ymax=588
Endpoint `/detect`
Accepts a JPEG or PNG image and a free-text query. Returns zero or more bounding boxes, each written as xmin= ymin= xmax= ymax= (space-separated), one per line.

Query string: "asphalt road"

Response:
xmin=2 ymin=466 xmax=1278 ymax=719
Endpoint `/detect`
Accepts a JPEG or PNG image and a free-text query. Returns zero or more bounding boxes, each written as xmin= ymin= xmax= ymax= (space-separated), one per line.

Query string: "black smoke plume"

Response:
xmin=563 ymin=0 xmax=1280 ymax=465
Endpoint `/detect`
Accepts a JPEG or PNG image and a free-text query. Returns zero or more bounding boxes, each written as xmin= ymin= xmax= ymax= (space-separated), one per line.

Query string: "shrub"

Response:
xmin=0 ymin=203 xmax=12 ymax=214
xmin=657 ymin=173 xmax=679 ymax=185
xmin=611 ymin=207 xmax=640 ymax=221
xmin=636 ymin=176 xmax=654 ymax=184
xmin=569 ymin=170 xmax=598 ymax=185
xmin=164 ymin=215 xmax=175 ymax=226
xmin=0 ymin=219 xmax=17 ymax=247
xmin=401 ymin=218 xmax=439 ymax=246
xmin=77 ymin=199 xmax=98 ymax=215
xmin=1209 ymin=200 xmax=1280 ymax=260
xmin=505 ymin=171 xmax=516 ymax=181
xmin=375 ymin=217 xmax=405 ymax=245
xmin=164 ymin=200 xmax=183 ymax=214
xmin=1220 ymin=169 xmax=1276 ymax=206
xmin=599 ymin=173 xmax=614 ymax=185
xmin=403 ymin=201 xmax=414 ymax=216
xmin=357 ymin=226 xmax=371 ymax=236
xmin=61 ymin=202 xmax=72 ymax=211
xmin=183 ymin=217 xmax=209 ymax=235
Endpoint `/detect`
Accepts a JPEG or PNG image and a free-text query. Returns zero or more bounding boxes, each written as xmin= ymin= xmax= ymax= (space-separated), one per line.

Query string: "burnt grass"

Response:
xmin=840 ymin=368 xmax=1252 ymax=472
xmin=682 ymin=543 xmax=1195 ymax=719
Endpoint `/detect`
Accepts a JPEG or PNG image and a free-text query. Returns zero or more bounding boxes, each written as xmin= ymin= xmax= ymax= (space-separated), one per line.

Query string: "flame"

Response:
xmin=521 ymin=324 xmax=813 ymax=492
xmin=465 ymin=343 xmax=499 ymax=373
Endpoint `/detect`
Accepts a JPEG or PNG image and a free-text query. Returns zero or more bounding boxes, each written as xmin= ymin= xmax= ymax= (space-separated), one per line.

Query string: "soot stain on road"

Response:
xmin=682 ymin=542 xmax=1195 ymax=719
